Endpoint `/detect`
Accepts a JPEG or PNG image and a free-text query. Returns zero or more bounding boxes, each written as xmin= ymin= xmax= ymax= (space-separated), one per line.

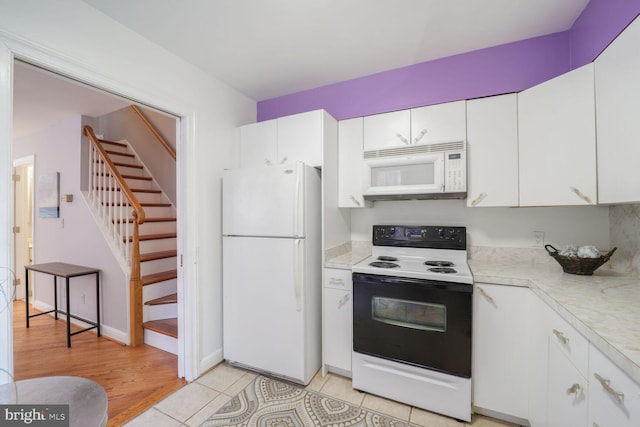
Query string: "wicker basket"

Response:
xmin=545 ymin=244 xmax=617 ymax=275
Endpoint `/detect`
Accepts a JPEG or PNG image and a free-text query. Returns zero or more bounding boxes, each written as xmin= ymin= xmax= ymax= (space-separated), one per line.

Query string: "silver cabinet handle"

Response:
xmin=395 ymin=133 xmax=410 ymax=145
xmin=265 ymin=159 xmax=272 ymax=166
xmin=337 ymin=293 xmax=351 ymax=309
xmin=594 ymin=373 xmax=624 ymax=404
xmin=477 ymin=286 xmax=495 ymax=305
xmin=350 ymin=195 xmax=361 ymax=207
xmin=280 ymin=156 xmax=288 ymax=164
xmin=570 ymin=186 xmax=593 ymax=204
xmin=413 ymin=128 xmax=427 ymax=144
xmin=566 ymin=383 xmax=582 ymax=395
xmin=553 ymin=329 xmax=569 ymax=345
xmin=470 ymin=192 xmax=488 ymax=206
xmin=329 ymin=277 xmax=344 ymax=286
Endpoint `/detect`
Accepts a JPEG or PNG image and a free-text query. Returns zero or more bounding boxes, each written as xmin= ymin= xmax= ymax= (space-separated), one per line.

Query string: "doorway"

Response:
xmin=12 ymin=156 xmax=33 ymax=301
xmin=11 ymin=59 xmax=183 ymax=377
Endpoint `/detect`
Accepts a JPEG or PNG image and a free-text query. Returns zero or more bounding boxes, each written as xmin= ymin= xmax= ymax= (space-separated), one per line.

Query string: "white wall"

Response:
xmin=0 ymin=0 xmax=255 ymax=380
xmin=13 ymin=116 xmax=128 ymax=337
xmin=97 ymin=106 xmax=178 ymax=204
xmin=351 ymin=200 xmax=610 ymax=250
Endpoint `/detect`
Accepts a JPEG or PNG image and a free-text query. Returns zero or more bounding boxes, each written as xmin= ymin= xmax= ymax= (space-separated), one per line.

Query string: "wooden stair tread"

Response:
xmin=114 ymin=217 xmax=176 ymax=224
xmin=106 ymin=149 xmax=135 ymax=158
xmin=125 ymin=232 xmax=177 ymax=243
xmin=143 ymin=318 xmax=177 ymax=338
xmin=95 ymin=160 xmax=143 ymax=169
xmin=122 ymin=174 xmax=152 ymax=181
xmin=142 ymin=269 xmax=177 ymax=286
xmin=140 ymin=249 xmax=177 ymax=262
xmin=94 ymin=173 xmax=152 ymax=181
xmin=145 ymin=293 xmax=177 ymax=306
xmin=104 ymin=202 xmax=171 ymax=207
xmin=98 ymin=187 xmax=161 ymax=194
xmin=98 ymin=139 xmax=128 ymax=148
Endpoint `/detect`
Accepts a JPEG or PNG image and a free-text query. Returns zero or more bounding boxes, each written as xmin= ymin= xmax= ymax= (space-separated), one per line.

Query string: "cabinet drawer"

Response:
xmin=548 ymin=313 xmax=589 ymax=378
xmin=324 ymin=268 xmax=352 ymax=291
xmin=589 ymin=344 xmax=640 ymax=427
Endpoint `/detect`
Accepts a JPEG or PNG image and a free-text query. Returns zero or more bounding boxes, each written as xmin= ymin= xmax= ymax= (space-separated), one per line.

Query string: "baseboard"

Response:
xmin=31 ymin=300 xmax=128 ymax=344
xmin=472 ymin=406 xmax=529 ymax=426
xmin=200 ymin=348 xmax=223 ymax=376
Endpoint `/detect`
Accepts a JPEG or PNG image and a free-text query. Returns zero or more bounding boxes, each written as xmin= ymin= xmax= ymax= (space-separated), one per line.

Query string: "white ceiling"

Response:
xmin=13 ymin=0 xmax=591 ymax=139
xmin=81 ymin=0 xmax=590 ymax=101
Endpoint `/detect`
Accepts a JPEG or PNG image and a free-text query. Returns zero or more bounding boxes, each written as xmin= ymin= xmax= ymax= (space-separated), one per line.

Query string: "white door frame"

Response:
xmin=0 ymin=33 xmax=200 ymax=383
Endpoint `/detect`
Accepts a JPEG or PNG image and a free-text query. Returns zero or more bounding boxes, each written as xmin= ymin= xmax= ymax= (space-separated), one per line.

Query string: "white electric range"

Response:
xmin=351 ymin=225 xmax=473 ymax=422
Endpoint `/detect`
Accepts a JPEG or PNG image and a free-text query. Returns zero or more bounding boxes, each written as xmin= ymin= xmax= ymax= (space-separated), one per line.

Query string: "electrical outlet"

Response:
xmin=533 ymin=231 xmax=545 ymax=247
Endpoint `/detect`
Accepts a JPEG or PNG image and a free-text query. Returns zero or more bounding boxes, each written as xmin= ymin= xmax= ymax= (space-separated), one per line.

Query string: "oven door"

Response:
xmin=352 ymin=273 xmax=472 ymax=378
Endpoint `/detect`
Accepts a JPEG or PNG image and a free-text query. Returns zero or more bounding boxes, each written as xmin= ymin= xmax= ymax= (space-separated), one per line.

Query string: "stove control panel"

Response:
xmin=373 ymin=225 xmax=466 ymax=250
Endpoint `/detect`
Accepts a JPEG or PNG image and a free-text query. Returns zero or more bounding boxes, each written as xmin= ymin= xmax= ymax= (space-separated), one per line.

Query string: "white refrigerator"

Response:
xmin=222 ymin=162 xmax=322 ymax=385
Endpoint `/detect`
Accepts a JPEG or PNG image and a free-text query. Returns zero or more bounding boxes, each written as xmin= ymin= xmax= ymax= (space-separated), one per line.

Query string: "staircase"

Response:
xmin=84 ymin=126 xmax=178 ymax=354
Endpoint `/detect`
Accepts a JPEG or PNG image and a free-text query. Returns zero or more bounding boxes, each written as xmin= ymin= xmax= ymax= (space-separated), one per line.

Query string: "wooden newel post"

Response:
xmin=130 ymin=211 xmax=144 ymax=346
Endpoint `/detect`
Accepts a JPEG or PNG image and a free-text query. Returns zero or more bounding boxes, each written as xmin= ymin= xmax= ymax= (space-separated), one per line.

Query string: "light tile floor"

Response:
xmin=124 ymin=363 xmax=520 ymax=427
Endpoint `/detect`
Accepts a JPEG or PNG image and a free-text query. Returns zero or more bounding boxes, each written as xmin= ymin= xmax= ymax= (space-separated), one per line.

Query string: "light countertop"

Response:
xmin=324 ymin=244 xmax=640 ymax=385
xmin=470 ymin=260 xmax=640 ymax=385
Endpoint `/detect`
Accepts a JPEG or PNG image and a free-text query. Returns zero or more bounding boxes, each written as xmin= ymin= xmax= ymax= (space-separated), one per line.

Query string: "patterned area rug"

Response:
xmin=201 ymin=375 xmax=412 ymax=427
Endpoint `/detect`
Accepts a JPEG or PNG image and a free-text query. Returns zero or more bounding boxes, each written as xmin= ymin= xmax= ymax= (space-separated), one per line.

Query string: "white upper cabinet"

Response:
xmin=240 ymin=119 xmax=277 ymax=168
xmin=411 ymin=100 xmax=466 ymax=145
xmin=338 ymin=117 xmax=371 ymax=208
xmin=466 ymin=94 xmax=519 ymax=207
xmin=595 ymin=16 xmax=640 ymax=204
xmin=239 ymin=110 xmax=333 ymax=168
xmin=518 ymin=63 xmax=597 ymax=206
xmin=277 ymin=110 xmax=325 ymax=167
xmin=363 ymin=109 xmax=410 ymax=151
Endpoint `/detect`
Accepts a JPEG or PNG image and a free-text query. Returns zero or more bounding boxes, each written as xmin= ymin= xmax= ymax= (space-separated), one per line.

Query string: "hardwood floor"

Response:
xmin=12 ymin=301 xmax=186 ymax=426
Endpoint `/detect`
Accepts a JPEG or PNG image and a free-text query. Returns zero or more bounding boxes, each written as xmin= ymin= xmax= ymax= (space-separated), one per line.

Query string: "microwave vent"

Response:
xmin=363 ymin=141 xmax=466 ymax=159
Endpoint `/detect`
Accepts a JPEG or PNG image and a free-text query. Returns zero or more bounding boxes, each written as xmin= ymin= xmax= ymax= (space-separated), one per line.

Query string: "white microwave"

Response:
xmin=362 ymin=141 xmax=466 ymax=200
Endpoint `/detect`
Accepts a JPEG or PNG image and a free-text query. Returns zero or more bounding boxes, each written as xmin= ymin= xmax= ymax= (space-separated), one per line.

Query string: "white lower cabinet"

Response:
xmin=547 ymin=340 xmax=588 ymax=427
xmin=588 ymin=344 xmax=640 ymax=427
xmin=322 ymin=268 xmax=352 ymax=376
xmin=472 ymin=283 xmax=529 ymax=422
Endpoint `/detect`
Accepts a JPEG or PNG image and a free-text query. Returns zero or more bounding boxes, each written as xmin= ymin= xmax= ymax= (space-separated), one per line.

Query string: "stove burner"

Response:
xmin=428 ymin=267 xmax=457 ymax=274
xmin=377 ymin=256 xmax=398 ymax=262
xmin=369 ymin=261 xmax=400 ymax=269
xmin=424 ymin=260 xmax=455 ymax=267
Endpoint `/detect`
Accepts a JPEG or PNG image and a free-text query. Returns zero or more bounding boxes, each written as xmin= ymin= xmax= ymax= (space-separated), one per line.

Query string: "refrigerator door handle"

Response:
xmin=293 ymin=163 xmax=302 ymax=237
xmin=293 ymin=239 xmax=303 ymax=312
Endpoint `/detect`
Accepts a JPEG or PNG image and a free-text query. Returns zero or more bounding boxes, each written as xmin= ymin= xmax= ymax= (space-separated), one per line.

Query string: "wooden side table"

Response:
xmin=25 ymin=262 xmax=101 ymax=347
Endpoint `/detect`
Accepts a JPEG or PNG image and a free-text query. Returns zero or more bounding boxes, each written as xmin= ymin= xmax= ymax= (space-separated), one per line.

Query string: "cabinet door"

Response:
xmin=323 ymin=287 xmax=352 ymax=374
xmin=547 ymin=341 xmax=588 ymax=427
xmin=473 ymin=283 xmax=529 ymax=420
xmin=410 ymin=100 xmax=466 ymax=145
xmin=466 ymin=94 xmax=519 ymax=207
xmin=518 ymin=63 xmax=597 ymax=206
xmin=277 ymin=110 xmax=323 ymax=167
xmin=595 ymin=16 xmax=640 ymax=203
xmin=240 ymin=119 xmax=277 ymax=167
xmin=363 ymin=109 xmax=411 ymax=151
xmin=589 ymin=344 xmax=640 ymax=427
xmin=338 ymin=118 xmax=370 ymax=208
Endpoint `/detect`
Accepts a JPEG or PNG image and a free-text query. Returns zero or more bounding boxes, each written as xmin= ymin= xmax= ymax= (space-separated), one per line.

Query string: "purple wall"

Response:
xmin=258 ymin=0 xmax=640 ymax=122
xmin=570 ymin=0 xmax=640 ymax=67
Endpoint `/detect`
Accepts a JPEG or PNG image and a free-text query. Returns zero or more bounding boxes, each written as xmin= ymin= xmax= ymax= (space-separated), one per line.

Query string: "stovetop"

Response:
xmin=352 ymin=225 xmax=473 ymax=284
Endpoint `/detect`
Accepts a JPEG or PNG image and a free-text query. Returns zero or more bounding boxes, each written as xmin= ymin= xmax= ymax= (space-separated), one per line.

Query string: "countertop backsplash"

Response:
xmin=610 ymin=204 xmax=640 ymax=277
